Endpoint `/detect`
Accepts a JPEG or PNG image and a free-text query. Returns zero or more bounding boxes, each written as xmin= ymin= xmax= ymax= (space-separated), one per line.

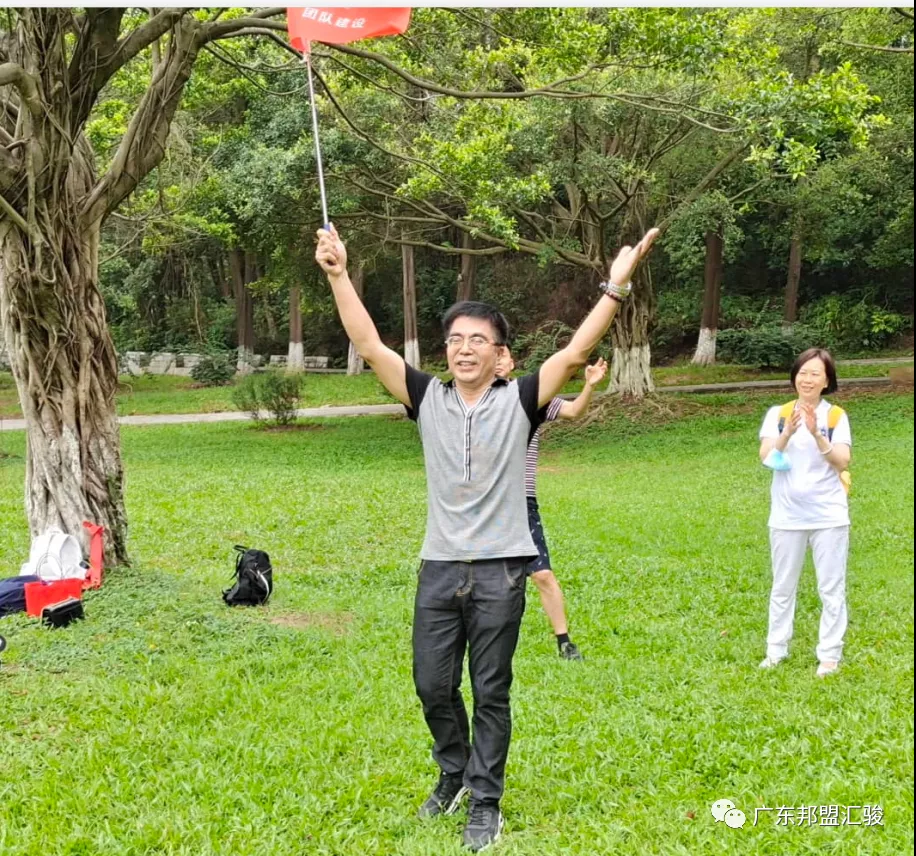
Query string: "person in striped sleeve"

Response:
xmin=496 ymin=351 xmax=609 ymax=660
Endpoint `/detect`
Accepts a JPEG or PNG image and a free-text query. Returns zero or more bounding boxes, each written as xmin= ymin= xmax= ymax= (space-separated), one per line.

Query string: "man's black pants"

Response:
xmin=412 ymin=558 xmax=527 ymax=803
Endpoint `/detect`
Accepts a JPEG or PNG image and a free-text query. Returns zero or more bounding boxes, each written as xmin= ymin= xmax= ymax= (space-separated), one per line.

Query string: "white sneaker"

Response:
xmin=759 ymin=655 xmax=785 ymax=669
xmin=816 ymin=661 xmax=839 ymax=678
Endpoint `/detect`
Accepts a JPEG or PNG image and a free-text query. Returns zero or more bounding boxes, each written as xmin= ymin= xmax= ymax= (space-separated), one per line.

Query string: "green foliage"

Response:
xmin=663 ymin=192 xmax=745 ymax=281
xmin=190 ymin=353 xmax=236 ymax=387
xmin=79 ymin=6 xmax=913 ymax=366
xmin=652 ymin=289 xmax=784 ymax=361
xmin=512 ymin=320 xmax=574 ymax=372
xmin=231 ymin=371 xmax=303 ymax=427
xmin=738 ymin=63 xmax=887 ymax=178
xmin=717 ymin=323 xmax=817 ymax=368
xmin=802 ymin=294 xmax=911 ymax=352
xmin=651 ymin=289 xmax=699 ymax=360
xmin=718 ymin=295 xmax=783 ymax=330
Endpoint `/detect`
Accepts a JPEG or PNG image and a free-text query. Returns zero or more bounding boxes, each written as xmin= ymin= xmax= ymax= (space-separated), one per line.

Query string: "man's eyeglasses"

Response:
xmin=445 ymin=334 xmax=500 ymax=349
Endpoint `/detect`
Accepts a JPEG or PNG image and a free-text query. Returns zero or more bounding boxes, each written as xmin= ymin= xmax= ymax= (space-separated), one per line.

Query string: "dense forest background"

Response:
xmin=80 ymin=8 xmax=912 ymax=369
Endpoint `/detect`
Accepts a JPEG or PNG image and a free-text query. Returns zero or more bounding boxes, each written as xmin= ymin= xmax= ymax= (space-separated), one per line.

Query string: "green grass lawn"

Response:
xmin=0 ymin=371 xmax=400 ymax=419
xmin=651 ymin=360 xmax=911 ymax=387
xmin=1 ymin=359 xmax=911 ymax=420
xmin=0 ymin=389 xmax=912 ymax=855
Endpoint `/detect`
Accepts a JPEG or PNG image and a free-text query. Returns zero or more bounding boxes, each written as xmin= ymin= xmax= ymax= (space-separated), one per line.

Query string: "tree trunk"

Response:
xmin=262 ymin=293 xmax=277 ymax=341
xmin=192 ymin=282 xmax=205 ymax=343
xmin=211 ymin=252 xmax=231 ymax=299
xmin=692 ymin=228 xmax=724 ymax=366
xmin=784 ymin=229 xmax=802 ymax=324
xmin=287 ymin=283 xmax=304 ymax=373
xmin=457 ymin=232 xmax=477 ymax=302
xmin=347 ymin=265 xmax=365 ymax=375
xmin=231 ymin=249 xmax=254 ymax=374
xmin=0 ymin=216 xmax=128 ymax=567
xmin=402 ymin=239 xmax=420 ymax=367
xmin=609 ymin=268 xmax=655 ymax=398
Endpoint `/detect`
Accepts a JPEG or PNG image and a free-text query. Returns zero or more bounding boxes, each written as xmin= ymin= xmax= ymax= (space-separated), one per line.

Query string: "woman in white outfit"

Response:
xmin=758 ymin=348 xmax=852 ymax=678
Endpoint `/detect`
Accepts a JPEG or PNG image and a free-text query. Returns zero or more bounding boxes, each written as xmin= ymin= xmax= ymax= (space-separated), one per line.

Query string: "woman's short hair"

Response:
xmin=791 ymin=348 xmax=838 ymax=395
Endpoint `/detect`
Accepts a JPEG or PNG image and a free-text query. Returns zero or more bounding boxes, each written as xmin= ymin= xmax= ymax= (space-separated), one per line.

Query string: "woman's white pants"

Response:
xmin=767 ymin=526 xmax=849 ymax=663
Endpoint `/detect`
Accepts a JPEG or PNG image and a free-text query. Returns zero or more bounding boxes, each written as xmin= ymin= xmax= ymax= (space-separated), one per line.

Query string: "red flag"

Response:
xmin=287 ymin=7 xmax=411 ymax=52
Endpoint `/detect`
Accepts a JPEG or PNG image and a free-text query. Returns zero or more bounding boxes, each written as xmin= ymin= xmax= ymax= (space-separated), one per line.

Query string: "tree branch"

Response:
xmin=341 ymin=168 xmax=600 ymax=270
xmin=322 ymin=41 xmax=741 ymax=133
xmin=645 ymin=123 xmax=694 ymax=171
xmin=202 ymin=44 xmax=312 ymax=96
xmin=113 ymin=9 xmax=188 ymax=69
xmin=381 ymin=234 xmax=509 ymax=256
xmin=446 ymin=8 xmax=549 ymax=49
xmin=315 ymin=51 xmax=436 ymax=105
xmin=656 ymin=143 xmax=750 ymax=232
xmin=0 ymin=62 xmax=42 ymax=117
xmin=323 ymin=42 xmax=612 ymax=101
xmin=82 ymin=17 xmax=202 ymax=227
xmin=196 ymin=16 xmax=740 ymax=135
xmin=0 ymin=187 xmax=31 ymax=234
xmin=608 ymin=94 xmax=738 ymax=133
xmin=514 ymin=207 xmax=593 ymax=268
xmin=728 ymin=177 xmax=775 ymax=203
xmin=69 ymin=9 xmax=188 ymax=130
xmin=840 ymin=40 xmax=914 ymax=54
xmin=615 ymin=89 xmax=736 ymax=124
xmin=247 ymin=7 xmax=287 ymax=21
xmin=201 ymin=13 xmax=288 ymax=43
xmin=309 ymin=63 xmax=449 ymax=182
xmin=335 ymin=210 xmax=445 ymax=226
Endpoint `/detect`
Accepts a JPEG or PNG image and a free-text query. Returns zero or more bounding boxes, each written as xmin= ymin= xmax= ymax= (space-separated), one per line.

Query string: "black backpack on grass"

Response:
xmin=223 ymin=546 xmax=273 ymax=606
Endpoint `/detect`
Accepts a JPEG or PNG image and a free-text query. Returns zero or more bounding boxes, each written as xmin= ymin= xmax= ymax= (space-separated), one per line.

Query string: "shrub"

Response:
xmin=651 ymin=290 xmax=784 ymax=362
xmin=232 ymin=372 xmax=303 ymax=427
xmin=191 ymin=353 xmax=235 ymax=387
xmin=719 ymin=295 xmax=782 ymax=330
xmin=802 ymin=294 xmax=909 ymax=352
xmin=717 ymin=324 xmax=817 ymax=369
xmin=651 ymin=289 xmax=698 ymax=361
xmin=512 ymin=320 xmax=574 ymax=373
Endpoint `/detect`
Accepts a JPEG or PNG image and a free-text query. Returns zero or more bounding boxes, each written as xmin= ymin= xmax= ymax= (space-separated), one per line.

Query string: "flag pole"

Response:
xmin=303 ymin=43 xmax=330 ymax=229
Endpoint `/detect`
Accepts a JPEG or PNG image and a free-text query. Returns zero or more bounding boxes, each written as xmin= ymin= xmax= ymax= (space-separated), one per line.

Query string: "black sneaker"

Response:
xmin=463 ymin=799 xmax=504 ymax=851
xmin=559 ymin=641 xmax=583 ymax=661
xmin=418 ymin=772 xmax=469 ymax=819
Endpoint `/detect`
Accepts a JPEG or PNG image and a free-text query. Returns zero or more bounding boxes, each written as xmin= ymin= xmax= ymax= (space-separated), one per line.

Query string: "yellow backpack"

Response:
xmin=778 ymin=401 xmax=851 ymax=494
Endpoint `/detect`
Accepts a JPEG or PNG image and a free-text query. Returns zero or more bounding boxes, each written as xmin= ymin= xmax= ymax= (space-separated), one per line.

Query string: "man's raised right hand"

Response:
xmin=315 ymin=223 xmax=347 ymax=278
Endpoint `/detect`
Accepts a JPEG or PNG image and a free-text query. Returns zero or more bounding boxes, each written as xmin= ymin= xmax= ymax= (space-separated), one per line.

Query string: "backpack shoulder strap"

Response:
xmin=777 ymin=400 xmax=797 ymax=432
xmin=827 ymin=404 xmax=845 ymax=441
xmin=233 ymin=545 xmax=247 ymax=577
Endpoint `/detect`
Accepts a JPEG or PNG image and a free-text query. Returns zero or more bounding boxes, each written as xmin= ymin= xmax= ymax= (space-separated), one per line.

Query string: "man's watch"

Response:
xmin=598 ymin=280 xmax=632 ymax=301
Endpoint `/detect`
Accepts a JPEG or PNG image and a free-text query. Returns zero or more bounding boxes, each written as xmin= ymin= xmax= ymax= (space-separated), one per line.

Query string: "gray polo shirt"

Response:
xmin=406 ymin=365 xmax=541 ymax=561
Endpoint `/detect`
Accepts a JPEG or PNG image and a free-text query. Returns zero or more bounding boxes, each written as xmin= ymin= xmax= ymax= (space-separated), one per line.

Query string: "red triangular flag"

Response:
xmin=287 ymin=7 xmax=411 ymax=53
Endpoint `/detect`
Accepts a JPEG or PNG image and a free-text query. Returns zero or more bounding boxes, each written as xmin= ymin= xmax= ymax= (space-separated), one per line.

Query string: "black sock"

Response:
xmin=556 ymin=633 xmax=570 ymax=649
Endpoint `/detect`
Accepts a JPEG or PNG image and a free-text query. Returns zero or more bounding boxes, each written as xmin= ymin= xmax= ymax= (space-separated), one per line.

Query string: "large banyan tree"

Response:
xmin=0 ymin=8 xmax=291 ymax=564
